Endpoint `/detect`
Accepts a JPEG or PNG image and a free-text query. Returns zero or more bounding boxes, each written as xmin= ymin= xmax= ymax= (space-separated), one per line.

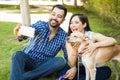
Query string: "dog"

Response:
xmin=67 ymin=31 xmax=120 ymax=80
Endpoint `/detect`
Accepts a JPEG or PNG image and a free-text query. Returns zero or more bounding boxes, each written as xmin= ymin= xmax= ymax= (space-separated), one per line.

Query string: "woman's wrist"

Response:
xmin=71 ymin=66 xmax=77 ymax=71
xmin=71 ymin=53 xmax=77 ymax=56
xmin=71 ymin=66 xmax=77 ymax=69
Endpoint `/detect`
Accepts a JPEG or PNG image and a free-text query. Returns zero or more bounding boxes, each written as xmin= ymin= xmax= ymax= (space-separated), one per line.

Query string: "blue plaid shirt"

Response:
xmin=22 ymin=20 xmax=68 ymax=63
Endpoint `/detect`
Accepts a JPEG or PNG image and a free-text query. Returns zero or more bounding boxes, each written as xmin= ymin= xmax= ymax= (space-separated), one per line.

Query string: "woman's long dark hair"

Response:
xmin=68 ymin=14 xmax=91 ymax=36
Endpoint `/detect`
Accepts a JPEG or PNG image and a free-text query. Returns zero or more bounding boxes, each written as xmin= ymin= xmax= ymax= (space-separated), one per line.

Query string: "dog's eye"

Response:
xmin=74 ymin=36 xmax=78 ymax=38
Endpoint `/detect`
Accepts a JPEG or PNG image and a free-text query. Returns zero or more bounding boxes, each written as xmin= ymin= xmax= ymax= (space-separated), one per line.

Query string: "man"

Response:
xmin=10 ymin=4 xmax=68 ymax=80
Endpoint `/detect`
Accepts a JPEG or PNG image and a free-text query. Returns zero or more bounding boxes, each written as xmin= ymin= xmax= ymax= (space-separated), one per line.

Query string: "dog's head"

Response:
xmin=67 ymin=31 xmax=87 ymax=43
xmin=67 ymin=31 xmax=88 ymax=52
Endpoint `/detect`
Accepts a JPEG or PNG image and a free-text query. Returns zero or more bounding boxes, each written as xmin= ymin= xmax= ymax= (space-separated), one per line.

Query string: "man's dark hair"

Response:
xmin=52 ymin=4 xmax=67 ymax=18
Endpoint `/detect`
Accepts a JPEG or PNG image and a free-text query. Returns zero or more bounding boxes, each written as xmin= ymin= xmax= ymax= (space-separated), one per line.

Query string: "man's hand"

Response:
xmin=13 ymin=24 xmax=22 ymax=37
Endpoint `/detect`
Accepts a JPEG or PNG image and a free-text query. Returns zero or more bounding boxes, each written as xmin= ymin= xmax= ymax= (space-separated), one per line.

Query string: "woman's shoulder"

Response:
xmin=85 ymin=31 xmax=93 ymax=36
xmin=85 ymin=31 xmax=94 ymax=41
xmin=85 ymin=31 xmax=101 ymax=36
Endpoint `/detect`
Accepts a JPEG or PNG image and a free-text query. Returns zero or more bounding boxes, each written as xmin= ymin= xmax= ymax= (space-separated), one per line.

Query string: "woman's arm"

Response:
xmin=66 ymin=41 xmax=77 ymax=67
xmin=65 ymin=41 xmax=77 ymax=79
xmin=92 ymin=32 xmax=117 ymax=48
xmin=84 ymin=32 xmax=117 ymax=54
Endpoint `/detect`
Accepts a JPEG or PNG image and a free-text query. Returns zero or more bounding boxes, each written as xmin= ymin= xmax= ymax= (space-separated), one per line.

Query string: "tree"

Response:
xmin=62 ymin=0 xmax=65 ymax=4
xmin=74 ymin=0 xmax=78 ymax=7
xmin=81 ymin=0 xmax=89 ymax=4
xmin=20 ymin=0 xmax=31 ymax=26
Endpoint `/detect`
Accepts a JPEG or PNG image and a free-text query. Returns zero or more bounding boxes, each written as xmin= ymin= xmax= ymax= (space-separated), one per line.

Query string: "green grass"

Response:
xmin=0 ymin=21 xmax=15 ymax=80
xmin=0 ymin=5 xmax=120 ymax=80
xmin=0 ymin=21 xmax=27 ymax=80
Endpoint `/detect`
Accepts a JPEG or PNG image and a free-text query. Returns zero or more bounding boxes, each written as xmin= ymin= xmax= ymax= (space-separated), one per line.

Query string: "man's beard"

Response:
xmin=49 ymin=19 xmax=60 ymax=28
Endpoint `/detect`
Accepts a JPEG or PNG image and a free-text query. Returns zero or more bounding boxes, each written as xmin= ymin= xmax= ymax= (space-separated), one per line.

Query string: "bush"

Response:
xmin=84 ymin=0 xmax=120 ymax=28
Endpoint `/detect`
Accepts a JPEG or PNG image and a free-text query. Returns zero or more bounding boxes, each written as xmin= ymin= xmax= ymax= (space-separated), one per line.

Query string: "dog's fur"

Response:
xmin=67 ymin=32 xmax=120 ymax=80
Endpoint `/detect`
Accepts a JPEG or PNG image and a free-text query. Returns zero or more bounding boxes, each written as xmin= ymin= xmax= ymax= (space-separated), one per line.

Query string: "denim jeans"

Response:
xmin=58 ymin=64 xmax=111 ymax=80
xmin=10 ymin=51 xmax=66 ymax=80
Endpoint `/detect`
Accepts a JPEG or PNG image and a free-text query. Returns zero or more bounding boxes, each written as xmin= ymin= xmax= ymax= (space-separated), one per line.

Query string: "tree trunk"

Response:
xmin=20 ymin=0 xmax=31 ymax=26
xmin=62 ymin=0 xmax=64 ymax=4
xmin=74 ymin=0 xmax=78 ymax=7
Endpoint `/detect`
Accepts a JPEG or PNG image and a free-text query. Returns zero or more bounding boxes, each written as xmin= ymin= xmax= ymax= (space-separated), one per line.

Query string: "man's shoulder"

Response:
xmin=59 ymin=27 xmax=67 ymax=35
xmin=31 ymin=20 xmax=48 ymax=29
xmin=58 ymin=28 xmax=68 ymax=39
xmin=35 ymin=20 xmax=48 ymax=25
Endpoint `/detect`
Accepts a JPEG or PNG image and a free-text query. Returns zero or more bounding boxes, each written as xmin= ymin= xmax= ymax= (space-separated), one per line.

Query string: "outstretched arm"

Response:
xmin=13 ymin=24 xmax=28 ymax=41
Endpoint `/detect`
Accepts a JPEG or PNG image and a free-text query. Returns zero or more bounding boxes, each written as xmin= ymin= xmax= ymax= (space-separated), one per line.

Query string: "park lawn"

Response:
xmin=0 ymin=20 xmax=119 ymax=80
xmin=0 ymin=21 xmax=26 ymax=80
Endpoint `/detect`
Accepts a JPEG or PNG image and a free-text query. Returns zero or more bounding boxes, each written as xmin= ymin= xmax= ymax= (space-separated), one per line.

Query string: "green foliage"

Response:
xmin=0 ymin=5 xmax=20 ymax=10
xmin=85 ymin=0 xmax=120 ymax=28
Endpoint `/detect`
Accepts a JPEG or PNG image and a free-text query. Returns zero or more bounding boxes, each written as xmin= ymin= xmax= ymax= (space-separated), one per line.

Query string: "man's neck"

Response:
xmin=49 ymin=26 xmax=59 ymax=40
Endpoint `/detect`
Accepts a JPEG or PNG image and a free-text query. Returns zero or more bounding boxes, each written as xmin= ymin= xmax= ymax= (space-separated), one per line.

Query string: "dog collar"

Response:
xmin=79 ymin=51 xmax=84 ymax=55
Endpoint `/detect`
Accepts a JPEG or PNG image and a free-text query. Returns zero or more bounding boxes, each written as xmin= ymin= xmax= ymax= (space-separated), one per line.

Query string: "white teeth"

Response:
xmin=73 ymin=29 xmax=78 ymax=31
xmin=51 ymin=20 xmax=56 ymax=24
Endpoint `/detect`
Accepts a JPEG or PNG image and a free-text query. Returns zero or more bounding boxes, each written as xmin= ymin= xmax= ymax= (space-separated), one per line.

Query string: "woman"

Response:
xmin=64 ymin=14 xmax=117 ymax=80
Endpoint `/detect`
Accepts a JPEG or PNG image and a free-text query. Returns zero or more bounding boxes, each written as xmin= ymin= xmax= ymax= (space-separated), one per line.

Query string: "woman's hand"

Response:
xmin=71 ymin=42 xmax=81 ymax=51
xmin=64 ymin=67 xmax=77 ymax=80
xmin=81 ymin=42 xmax=98 ymax=56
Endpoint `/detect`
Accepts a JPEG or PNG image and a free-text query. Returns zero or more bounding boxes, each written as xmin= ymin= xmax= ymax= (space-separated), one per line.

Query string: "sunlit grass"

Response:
xmin=0 ymin=21 xmax=26 ymax=80
xmin=0 ymin=5 xmax=120 ymax=80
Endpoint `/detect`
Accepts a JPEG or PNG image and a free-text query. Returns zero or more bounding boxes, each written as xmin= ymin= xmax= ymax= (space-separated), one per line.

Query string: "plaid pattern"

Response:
xmin=22 ymin=20 xmax=68 ymax=63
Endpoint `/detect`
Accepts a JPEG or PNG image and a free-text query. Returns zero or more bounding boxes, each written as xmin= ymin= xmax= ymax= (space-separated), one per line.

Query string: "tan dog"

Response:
xmin=67 ymin=31 xmax=120 ymax=80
